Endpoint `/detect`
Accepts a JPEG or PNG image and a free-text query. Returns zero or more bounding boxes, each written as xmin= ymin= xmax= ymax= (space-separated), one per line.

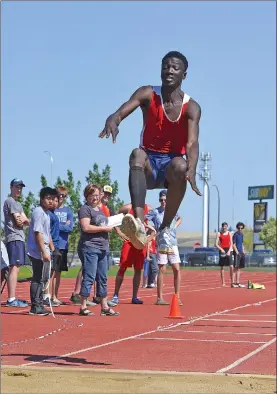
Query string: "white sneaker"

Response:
xmin=121 ymin=214 xmax=147 ymax=250
xmin=237 ymin=284 xmax=246 ymax=288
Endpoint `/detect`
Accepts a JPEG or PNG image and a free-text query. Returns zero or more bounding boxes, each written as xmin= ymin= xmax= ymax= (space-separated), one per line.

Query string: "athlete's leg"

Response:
xmin=113 ymin=265 xmax=127 ymax=297
xmin=132 ymin=269 xmax=142 ymax=300
xmin=128 ymin=148 xmax=155 ymax=221
xmin=156 ymin=254 xmax=170 ymax=305
xmin=220 ymin=266 xmax=225 ymax=286
xmin=161 ymin=157 xmax=187 ymax=229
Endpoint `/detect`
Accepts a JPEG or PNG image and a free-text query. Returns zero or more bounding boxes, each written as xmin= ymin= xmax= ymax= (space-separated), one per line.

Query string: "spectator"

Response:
xmin=78 ymin=184 xmax=119 ymax=316
xmin=3 ymin=179 xmax=30 ymax=307
xmin=146 ymin=237 xmax=157 ymax=288
xmin=146 ymin=190 xmax=182 ymax=306
xmin=70 ymin=185 xmax=116 ymax=307
xmin=232 ymin=222 xmax=246 ymax=288
xmin=54 ymin=186 xmax=73 ymax=300
xmin=43 ymin=192 xmax=63 ymax=306
xmin=27 ymin=187 xmax=57 ymax=316
xmin=215 ymin=222 xmax=235 ymax=287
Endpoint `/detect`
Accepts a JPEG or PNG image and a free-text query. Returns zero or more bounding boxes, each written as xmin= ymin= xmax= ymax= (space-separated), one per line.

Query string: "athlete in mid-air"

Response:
xmin=99 ymin=51 xmax=202 ymax=254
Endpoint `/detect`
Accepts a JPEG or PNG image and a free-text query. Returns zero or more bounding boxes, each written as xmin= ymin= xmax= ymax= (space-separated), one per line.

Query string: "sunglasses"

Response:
xmin=238 ymin=227 xmax=244 ymax=230
xmin=159 ymin=198 xmax=166 ymax=202
xmin=58 ymin=194 xmax=67 ymax=198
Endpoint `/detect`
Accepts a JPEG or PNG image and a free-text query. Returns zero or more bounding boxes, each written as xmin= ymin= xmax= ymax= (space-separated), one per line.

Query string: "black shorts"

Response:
xmin=219 ymin=248 xmax=233 ymax=267
xmin=52 ymin=249 xmax=68 ymax=272
xmin=233 ymin=253 xmax=245 ymax=269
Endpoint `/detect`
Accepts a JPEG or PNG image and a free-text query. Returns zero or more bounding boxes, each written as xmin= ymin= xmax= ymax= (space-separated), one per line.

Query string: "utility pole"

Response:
xmin=199 ymin=152 xmax=212 ymax=247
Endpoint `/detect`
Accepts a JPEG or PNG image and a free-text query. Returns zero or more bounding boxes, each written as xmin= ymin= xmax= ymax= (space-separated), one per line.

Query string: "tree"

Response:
xmin=259 ymin=217 xmax=276 ymax=251
xmin=85 ymin=163 xmax=124 ymax=251
xmin=243 ymin=226 xmax=254 ymax=252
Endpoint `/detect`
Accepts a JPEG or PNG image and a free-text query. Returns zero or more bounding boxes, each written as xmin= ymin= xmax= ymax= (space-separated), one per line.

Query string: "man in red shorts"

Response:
xmin=99 ymin=51 xmax=201 ymax=255
xmin=111 ymin=203 xmax=155 ymax=305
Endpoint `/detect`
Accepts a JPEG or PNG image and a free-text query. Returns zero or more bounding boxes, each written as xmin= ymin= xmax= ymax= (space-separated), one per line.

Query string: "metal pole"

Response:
xmin=197 ymin=152 xmax=211 ymax=248
xmin=44 ymin=151 xmax=53 ymax=186
xmin=212 ymin=185 xmax=220 ymax=231
xmin=202 ymin=181 xmax=208 ymax=247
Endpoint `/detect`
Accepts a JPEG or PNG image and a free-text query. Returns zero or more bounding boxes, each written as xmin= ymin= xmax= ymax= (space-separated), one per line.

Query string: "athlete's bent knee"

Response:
xmin=171 ymin=157 xmax=187 ymax=176
xmin=129 ymin=148 xmax=147 ymax=168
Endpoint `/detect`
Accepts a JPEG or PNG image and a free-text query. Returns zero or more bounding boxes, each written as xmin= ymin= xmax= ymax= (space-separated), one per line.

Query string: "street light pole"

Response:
xmin=212 ymin=184 xmax=220 ymax=231
xmin=44 ymin=151 xmax=53 ymax=186
xmin=198 ymin=152 xmax=212 ymax=248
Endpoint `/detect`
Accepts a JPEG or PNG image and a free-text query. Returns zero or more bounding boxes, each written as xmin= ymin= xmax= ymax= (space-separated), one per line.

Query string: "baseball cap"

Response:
xmin=10 ymin=178 xmax=25 ymax=187
xmin=159 ymin=189 xmax=167 ymax=198
xmin=103 ymin=185 xmax=113 ymax=194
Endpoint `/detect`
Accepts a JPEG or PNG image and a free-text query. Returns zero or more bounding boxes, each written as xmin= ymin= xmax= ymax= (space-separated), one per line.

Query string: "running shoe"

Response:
xmin=6 ymin=299 xmax=28 ymax=308
xmin=111 ymin=295 xmax=119 ymax=305
xmin=132 ymin=297 xmax=143 ymax=304
xmin=121 ymin=214 xmax=147 ymax=250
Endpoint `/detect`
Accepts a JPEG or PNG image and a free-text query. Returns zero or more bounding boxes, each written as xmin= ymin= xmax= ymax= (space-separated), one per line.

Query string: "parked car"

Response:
xmin=249 ymin=249 xmax=274 ymax=267
xmin=186 ymin=247 xmax=219 ymax=267
xmin=179 ymin=253 xmax=189 ymax=267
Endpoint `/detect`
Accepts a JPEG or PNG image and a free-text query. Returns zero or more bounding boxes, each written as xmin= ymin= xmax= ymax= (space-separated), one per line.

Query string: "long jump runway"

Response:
xmin=1 ymin=270 xmax=276 ymax=375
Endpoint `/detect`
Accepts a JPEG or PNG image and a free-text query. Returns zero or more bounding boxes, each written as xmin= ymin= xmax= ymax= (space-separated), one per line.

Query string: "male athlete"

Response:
xmin=99 ymin=51 xmax=201 ymax=254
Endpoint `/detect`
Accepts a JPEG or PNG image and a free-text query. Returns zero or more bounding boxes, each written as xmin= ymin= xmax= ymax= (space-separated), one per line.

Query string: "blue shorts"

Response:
xmin=6 ymin=240 xmax=26 ymax=266
xmin=146 ymin=150 xmax=183 ymax=189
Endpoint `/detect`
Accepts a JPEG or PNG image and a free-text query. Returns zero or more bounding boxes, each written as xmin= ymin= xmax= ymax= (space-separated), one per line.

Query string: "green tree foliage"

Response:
xmin=243 ymin=226 xmax=253 ymax=252
xmin=259 ymin=217 xmax=276 ymax=251
xmin=2 ymin=165 xmax=124 ymax=252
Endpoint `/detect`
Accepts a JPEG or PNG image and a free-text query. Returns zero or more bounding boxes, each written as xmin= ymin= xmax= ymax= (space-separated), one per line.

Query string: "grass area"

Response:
xmin=17 ymin=264 xmax=276 ymax=280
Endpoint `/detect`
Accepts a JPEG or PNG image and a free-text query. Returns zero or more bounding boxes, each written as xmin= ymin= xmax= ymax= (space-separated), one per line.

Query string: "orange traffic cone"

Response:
xmin=167 ymin=294 xmax=184 ymax=319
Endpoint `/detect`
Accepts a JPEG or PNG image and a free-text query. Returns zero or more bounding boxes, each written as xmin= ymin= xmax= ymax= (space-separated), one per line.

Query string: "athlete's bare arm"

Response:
xmin=185 ymin=99 xmax=202 ymax=196
xmin=99 ymin=86 xmax=153 ymax=143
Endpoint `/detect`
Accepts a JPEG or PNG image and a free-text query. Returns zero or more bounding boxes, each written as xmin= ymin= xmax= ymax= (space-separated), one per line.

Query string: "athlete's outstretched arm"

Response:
xmin=185 ymin=99 xmax=202 ymax=196
xmin=99 ymin=86 xmax=152 ymax=143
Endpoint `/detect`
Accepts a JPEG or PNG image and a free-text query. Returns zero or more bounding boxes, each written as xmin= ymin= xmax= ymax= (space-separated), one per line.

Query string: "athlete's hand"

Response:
xmin=185 ymin=170 xmax=202 ymax=196
xmin=99 ymin=115 xmax=119 ymax=144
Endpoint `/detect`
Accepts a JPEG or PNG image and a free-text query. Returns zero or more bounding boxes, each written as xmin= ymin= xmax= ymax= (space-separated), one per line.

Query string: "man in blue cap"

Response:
xmin=146 ymin=190 xmax=182 ymax=305
xmin=3 ymin=179 xmax=30 ymax=307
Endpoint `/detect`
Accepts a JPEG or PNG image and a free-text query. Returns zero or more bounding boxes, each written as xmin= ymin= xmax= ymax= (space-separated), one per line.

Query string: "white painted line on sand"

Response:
xmin=217 ymin=337 xmax=277 ymax=373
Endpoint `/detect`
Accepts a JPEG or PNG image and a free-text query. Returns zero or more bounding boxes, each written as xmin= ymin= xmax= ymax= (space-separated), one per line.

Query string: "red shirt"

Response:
xmin=149 ymin=239 xmax=156 ymax=254
xmin=140 ymin=86 xmax=190 ymax=155
xmin=219 ymin=232 xmax=231 ymax=249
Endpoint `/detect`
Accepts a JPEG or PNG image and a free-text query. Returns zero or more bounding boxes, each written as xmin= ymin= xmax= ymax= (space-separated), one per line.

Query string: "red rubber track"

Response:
xmin=1 ymin=270 xmax=276 ymax=375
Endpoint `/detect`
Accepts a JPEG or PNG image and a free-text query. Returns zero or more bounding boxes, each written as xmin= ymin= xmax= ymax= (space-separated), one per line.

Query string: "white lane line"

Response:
xmin=202 ymin=319 xmax=276 ymax=323
xmin=135 ymin=338 xmax=266 ymax=344
xmin=20 ymin=297 xmax=276 ymax=367
xmin=217 ymin=337 xmax=277 ymax=373
xmin=219 ymin=314 xmax=277 ymax=317
xmin=160 ymin=330 xmax=276 ymax=336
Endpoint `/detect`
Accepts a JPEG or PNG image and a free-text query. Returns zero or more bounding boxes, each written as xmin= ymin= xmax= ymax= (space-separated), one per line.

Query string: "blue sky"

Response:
xmin=2 ymin=1 xmax=276 ymax=232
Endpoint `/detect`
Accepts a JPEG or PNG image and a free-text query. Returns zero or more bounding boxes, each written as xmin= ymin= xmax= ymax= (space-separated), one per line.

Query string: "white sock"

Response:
xmin=43 ymin=293 xmax=50 ymax=300
xmin=8 ymin=297 xmax=16 ymax=302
